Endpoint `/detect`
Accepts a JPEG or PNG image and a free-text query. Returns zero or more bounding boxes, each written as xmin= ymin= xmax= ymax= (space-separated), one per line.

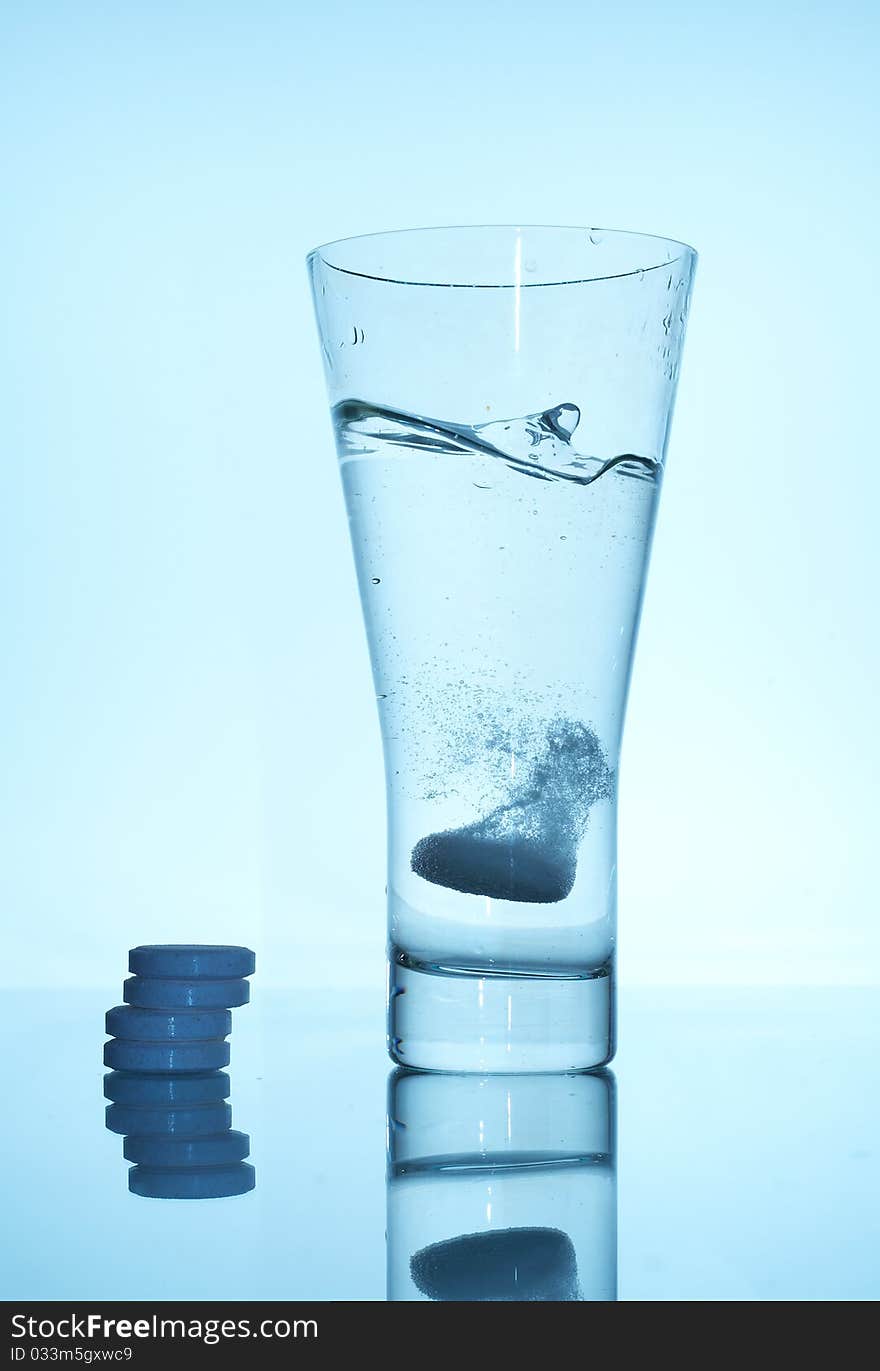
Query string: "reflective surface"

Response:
xmin=2 ymin=988 xmax=878 ymax=1300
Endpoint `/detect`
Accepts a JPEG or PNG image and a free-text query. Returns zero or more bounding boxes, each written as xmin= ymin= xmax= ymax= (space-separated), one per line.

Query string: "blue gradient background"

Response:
xmin=1 ymin=1 xmax=877 ymax=992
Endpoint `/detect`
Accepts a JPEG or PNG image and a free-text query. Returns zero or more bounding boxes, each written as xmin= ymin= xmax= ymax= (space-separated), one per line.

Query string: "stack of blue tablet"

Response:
xmin=103 ymin=945 xmax=256 ymax=1199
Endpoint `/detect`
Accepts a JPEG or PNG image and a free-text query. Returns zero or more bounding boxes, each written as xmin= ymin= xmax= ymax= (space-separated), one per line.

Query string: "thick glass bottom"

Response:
xmin=388 ymin=951 xmax=615 ymax=1073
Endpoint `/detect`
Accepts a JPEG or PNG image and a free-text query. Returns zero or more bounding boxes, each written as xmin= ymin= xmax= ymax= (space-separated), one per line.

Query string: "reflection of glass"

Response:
xmin=386 ymin=1068 xmax=616 ymax=1301
xmin=309 ymin=226 xmax=697 ymax=1071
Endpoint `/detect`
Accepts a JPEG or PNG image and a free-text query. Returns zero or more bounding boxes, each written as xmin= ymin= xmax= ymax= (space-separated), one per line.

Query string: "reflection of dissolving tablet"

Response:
xmin=411 ymin=1228 xmax=581 ymax=1301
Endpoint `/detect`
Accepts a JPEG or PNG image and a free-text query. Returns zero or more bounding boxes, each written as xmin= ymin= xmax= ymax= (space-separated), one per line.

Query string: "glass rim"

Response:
xmin=307 ymin=223 xmax=697 ymax=290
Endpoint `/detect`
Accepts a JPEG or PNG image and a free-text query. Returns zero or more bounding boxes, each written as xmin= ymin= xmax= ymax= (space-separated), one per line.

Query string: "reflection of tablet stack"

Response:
xmin=104 ymin=945 xmax=256 ymax=1199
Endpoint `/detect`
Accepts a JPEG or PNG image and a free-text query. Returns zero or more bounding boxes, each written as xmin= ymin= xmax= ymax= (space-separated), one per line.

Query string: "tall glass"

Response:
xmin=308 ymin=226 xmax=696 ymax=1071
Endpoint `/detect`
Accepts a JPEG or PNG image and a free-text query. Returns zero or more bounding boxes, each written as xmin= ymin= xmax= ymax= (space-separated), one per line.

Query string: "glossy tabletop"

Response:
xmin=2 ymin=987 xmax=877 ymax=1301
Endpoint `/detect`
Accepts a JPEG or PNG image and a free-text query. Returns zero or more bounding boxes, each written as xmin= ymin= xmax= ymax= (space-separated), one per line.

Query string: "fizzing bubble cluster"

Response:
xmin=411 ymin=718 xmax=613 ymax=904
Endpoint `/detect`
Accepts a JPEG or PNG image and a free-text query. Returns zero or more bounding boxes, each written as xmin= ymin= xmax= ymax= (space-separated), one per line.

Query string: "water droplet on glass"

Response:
xmin=371 ymin=577 xmax=381 ymax=584
xmin=589 ymin=229 xmax=603 ymax=246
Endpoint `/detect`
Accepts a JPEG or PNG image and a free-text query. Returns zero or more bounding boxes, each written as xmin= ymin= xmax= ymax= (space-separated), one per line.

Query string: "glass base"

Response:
xmin=388 ymin=952 xmax=614 ymax=1073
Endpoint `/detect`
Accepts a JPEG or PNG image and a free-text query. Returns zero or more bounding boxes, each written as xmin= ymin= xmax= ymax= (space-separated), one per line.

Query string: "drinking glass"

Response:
xmin=308 ymin=226 xmax=696 ymax=1070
